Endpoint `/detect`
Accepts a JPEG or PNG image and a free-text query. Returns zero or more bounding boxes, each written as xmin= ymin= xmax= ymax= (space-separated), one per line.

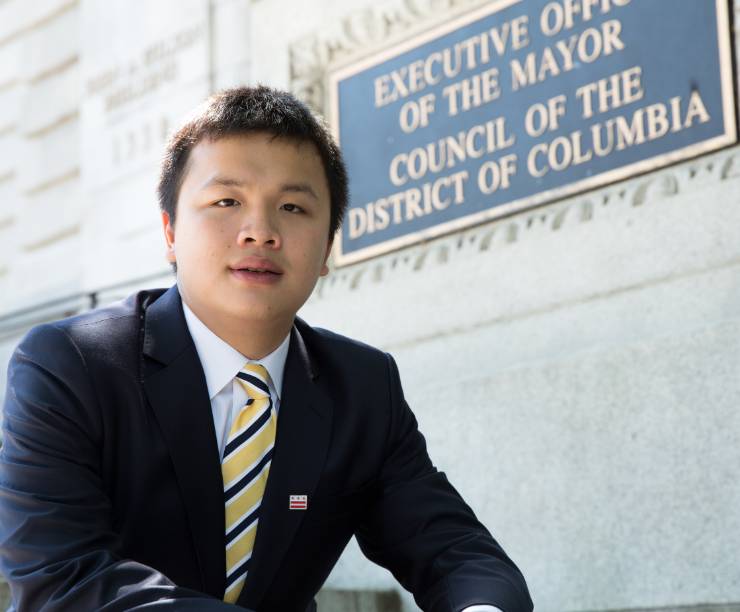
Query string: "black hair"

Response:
xmin=157 ymin=85 xmax=348 ymax=238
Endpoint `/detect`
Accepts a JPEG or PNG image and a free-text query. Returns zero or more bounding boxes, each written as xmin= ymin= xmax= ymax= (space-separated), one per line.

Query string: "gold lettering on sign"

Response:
xmin=349 ymin=170 xmax=469 ymax=239
xmin=373 ymin=14 xmax=531 ymax=108
xmin=576 ymin=65 xmax=644 ymax=119
xmin=526 ymin=91 xmax=711 ymax=178
xmin=389 ymin=117 xmax=515 ymax=186
xmin=540 ymin=0 xmax=631 ymax=37
xmin=511 ymin=19 xmax=624 ymax=90
xmin=442 ymin=67 xmax=502 ymax=117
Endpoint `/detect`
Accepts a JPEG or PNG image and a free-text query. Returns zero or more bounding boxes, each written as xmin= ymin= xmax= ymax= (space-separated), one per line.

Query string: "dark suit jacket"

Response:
xmin=0 ymin=286 xmax=532 ymax=612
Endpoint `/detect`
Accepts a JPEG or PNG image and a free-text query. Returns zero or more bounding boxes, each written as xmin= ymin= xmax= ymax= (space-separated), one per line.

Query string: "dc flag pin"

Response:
xmin=289 ymin=495 xmax=308 ymax=510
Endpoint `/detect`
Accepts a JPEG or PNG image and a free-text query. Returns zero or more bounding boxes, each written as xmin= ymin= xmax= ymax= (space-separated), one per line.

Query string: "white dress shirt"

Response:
xmin=182 ymin=302 xmax=502 ymax=612
xmin=182 ymin=302 xmax=289 ymax=458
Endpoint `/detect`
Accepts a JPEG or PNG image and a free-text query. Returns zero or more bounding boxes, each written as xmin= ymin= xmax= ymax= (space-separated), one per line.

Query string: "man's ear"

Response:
xmin=161 ymin=211 xmax=176 ymax=264
xmin=320 ymin=239 xmax=333 ymax=276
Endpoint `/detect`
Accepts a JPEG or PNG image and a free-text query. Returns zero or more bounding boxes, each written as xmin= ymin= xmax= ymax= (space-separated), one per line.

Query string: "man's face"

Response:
xmin=162 ymin=132 xmax=332 ymax=331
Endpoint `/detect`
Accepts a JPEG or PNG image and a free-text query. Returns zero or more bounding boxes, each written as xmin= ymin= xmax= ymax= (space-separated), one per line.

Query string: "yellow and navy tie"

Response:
xmin=222 ymin=363 xmax=276 ymax=603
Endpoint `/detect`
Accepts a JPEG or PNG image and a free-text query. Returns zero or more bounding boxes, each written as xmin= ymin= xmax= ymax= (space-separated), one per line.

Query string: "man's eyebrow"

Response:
xmin=200 ymin=175 xmax=245 ymax=190
xmin=280 ymin=182 xmax=318 ymax=200
xmin=199 ymin=177 xmax=318 ymax=200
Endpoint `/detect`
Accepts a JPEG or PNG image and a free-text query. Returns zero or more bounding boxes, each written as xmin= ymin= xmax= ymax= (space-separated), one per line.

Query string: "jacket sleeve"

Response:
xmin=0 ymin=324 xmax=244 ymax=612
xmin=354 ymin=354 xmax=533 ymax=612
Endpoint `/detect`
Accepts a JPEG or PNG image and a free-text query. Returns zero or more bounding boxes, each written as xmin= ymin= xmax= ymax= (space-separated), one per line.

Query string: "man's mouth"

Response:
xmin=231 ymin=257 xmax=283 ymax=276
xmin=239 ymin=267 xmax=278 ymax=274
xmin=230 ymin=259 xmax=283 ymax=284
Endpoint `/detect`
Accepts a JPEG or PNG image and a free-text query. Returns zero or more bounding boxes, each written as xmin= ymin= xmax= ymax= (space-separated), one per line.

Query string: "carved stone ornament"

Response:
xmin=308 ymin=146 xmax=739 ymax=299
xmin=288 ymin=0 xmax=488 ymax=114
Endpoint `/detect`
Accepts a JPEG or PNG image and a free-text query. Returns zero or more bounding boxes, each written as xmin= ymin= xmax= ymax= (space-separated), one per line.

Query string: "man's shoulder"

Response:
xmin=18 ymin=287 xmax=169 ymax=358
xmin=295 ymin=317 xmax=386 ymax=358
xmin=295 ymin=318 xmax=388 ymax=364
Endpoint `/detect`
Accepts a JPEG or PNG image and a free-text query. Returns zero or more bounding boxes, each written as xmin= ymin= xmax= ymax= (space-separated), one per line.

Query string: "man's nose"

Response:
xmin=236 ymin=209 xmax=281 ymax=248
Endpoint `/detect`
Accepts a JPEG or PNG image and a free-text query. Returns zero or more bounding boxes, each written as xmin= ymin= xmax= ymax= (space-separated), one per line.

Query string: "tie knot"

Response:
xmin=235 ymin=363 xmax=272 ymax=400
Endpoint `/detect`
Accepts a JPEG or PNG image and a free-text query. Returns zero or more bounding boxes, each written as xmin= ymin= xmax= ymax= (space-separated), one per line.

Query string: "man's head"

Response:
xmin=156 ymin=86 xmax=349 ymax=356
xmin=158 ymin=85 xmax=348 ymax=238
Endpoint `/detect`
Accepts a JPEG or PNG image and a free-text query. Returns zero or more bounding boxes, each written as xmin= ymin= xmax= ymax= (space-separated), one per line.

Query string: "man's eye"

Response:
xmin=281 ymin=203 xmax=304 ymax=213
xmin=214 ymin=198 xmax=239 ymax=207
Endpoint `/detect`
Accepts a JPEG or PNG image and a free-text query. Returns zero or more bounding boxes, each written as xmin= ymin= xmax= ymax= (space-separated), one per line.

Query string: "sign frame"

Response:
xmin=328 ymin=0 xmax=737 ymax=267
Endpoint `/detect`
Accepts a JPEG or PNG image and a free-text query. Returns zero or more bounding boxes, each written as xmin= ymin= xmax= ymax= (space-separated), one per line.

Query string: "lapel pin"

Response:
xmin=289 ymin=495 xmax=308 ymax=510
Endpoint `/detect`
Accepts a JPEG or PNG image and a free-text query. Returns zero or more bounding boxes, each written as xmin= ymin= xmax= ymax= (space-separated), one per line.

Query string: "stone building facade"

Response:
xmin=0 ymin=1 xmax=739 ymax=610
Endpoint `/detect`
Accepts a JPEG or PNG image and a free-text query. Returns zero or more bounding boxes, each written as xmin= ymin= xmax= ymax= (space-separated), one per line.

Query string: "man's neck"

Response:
xmin=183 ymin=300 xmax=293 ymax=360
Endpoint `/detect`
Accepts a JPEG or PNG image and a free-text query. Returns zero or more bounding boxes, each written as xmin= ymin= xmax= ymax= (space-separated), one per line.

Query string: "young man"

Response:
xmin=0 ymin=86 xmax=532 ymax=612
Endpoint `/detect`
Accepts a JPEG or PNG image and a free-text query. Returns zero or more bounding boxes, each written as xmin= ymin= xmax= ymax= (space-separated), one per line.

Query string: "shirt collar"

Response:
xmin=181 ymin=301 xmax=290 ymax=401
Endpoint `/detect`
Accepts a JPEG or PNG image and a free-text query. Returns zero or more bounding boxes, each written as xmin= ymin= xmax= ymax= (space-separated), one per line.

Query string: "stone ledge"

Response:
xmin=0 ymin=581 xmax=8 ymax=609
xmin=577 ymin=605 xmax=740 ymax=612
xmin=0 ymin=581 xmax=401 ymax=611
xmin=316 ymin=588 xmax=402 ymax=612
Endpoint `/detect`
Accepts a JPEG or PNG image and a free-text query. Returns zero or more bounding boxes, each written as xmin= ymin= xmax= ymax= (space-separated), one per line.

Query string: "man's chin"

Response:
xmin=226 ymin=302 xmax=293 ymax=326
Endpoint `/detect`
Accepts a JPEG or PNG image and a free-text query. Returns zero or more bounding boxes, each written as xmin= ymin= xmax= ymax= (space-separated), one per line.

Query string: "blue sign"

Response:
xmin=329 ymin=0 xmax=735 ymax=265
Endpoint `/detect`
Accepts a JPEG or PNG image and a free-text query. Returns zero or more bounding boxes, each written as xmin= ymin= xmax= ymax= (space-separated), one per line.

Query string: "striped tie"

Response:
xmin=222 ymin=363 xmax=276 ymax=603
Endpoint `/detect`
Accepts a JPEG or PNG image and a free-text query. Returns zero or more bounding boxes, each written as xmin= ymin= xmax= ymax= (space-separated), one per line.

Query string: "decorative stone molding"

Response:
xmin=596 ymin=606 xmax=740 ymax=612
xmin=0 ymin=0 xmax=78 ymax=48
xmin=21 ymin=224 xmax=79 ymax=252
xmin=289 ymin=0 xmax=488 ymax=113
xmin=23 ymin=167 xmax=79 ymax=197
xmin=292 ymin=0 xmax=740 ymax=113
xmin=310 ymin=144 xmax=740 ymax=301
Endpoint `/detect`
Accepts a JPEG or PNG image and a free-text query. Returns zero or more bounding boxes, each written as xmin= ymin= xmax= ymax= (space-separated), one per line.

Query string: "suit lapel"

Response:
xmin=141 ymin=286 xmax=226 ymax=598
xmin=239 ymin=323 xmax=333 ymax=609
